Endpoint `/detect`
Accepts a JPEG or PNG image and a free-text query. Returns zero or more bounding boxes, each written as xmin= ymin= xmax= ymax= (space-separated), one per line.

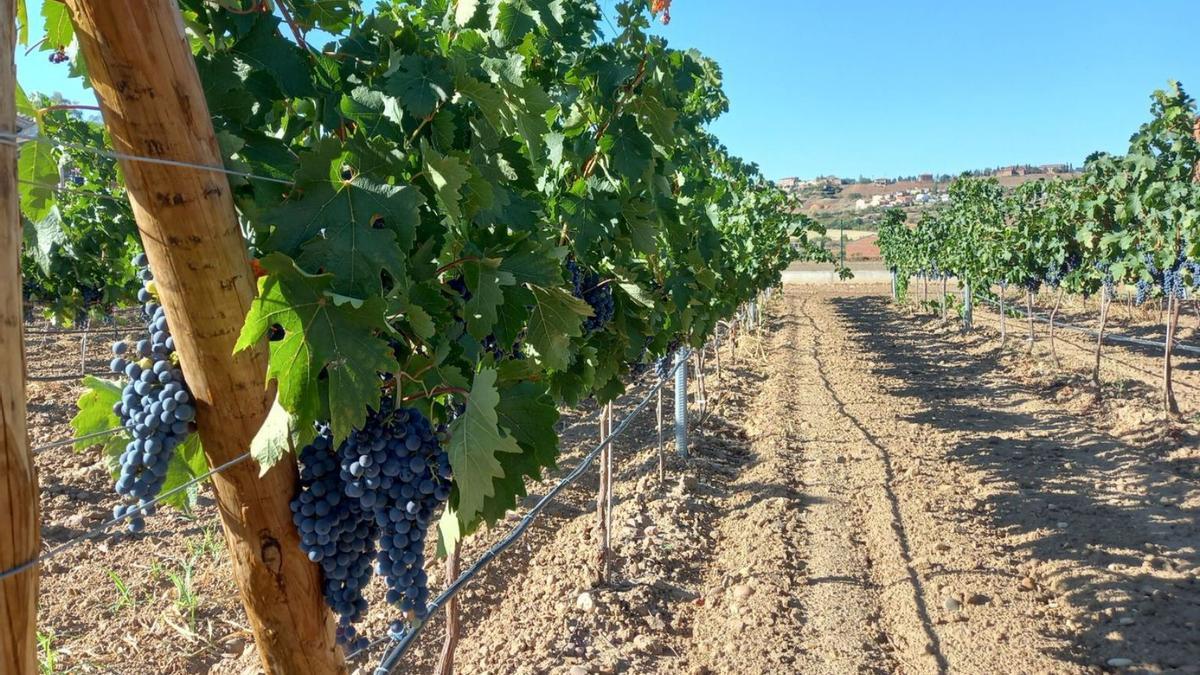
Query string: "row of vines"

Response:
xmin=4 ymin=0 xmax=834 ymax=672
xmin=877 ymin=81 xmax=1200 ymax=416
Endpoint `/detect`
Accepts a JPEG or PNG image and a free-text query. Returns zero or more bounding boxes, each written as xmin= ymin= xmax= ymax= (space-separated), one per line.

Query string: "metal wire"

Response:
xmin=371 ymin=361 xmax=683 ymax=673
xmin=0 ymin=451 xmax=252 ymax=582
xmin=0 ymin=132 xmax=294 ymax=186
xmin=32 ymin=426 xmax=123 ymax=454
xmin=981 ymin=296 xmax=1200 ymax=355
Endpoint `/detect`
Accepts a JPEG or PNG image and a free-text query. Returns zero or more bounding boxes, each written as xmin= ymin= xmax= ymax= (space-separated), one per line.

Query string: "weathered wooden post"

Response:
xmin=0 ymin=1 xmax=39 ymax=670
xmin=62 ymin=1 xmax=345 ymax=671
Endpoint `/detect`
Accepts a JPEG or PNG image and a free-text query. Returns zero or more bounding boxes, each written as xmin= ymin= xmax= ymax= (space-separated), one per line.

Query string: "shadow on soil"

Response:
xmin=829 ymin=294 xmax=1200 ymax=670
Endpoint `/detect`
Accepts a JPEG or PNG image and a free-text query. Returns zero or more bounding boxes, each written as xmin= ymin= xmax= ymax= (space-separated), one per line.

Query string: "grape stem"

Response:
xmin=435 ymin=256 xmax=480 ymax=277
xmin=398 ymin=386 xmax=469 ymax=404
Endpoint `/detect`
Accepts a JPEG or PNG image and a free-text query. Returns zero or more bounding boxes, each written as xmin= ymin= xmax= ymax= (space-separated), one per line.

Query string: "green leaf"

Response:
xmin=18 ymin=137 xmax=58 ymax=223
xmin=264 ymin=177 xmax=422 ymax=296
xmin=446 ymin=368 xmax=521 ymax=525
xmin=455 ymin=0 xmax=481 ymax=26
xmin=249 ymin=395 xmax=299 ymax=474
xmin=235 ymin=253 xmax=399 ymax=443
xmin=421 ymin=140 xmax=470 ymax=224
xmin=71 ymin=376 xmax=126 ymax=457
xmin=476 ymin=380 xmax=558 ymax=523
xmin=231 ymin=15 xmax=316 ymax=98
xmin=437 ymin=505 xmax=462 ymax=558
xmin=385 ymin=54 xmax=452 ymax=119
xmin=489 ymin=0 xmax=539 ymax=46
xmin=525 ymin=286 xmax=590 ymax=370
xmin=41 ymin=1 xmax=74 ymax=49
xmin=464 ymin=258 xmax=514 ymax=339
xmin=16 ymin=0 xmax=27 ymax=46
xmin=24 ymin=206 xmax=69 ymax=275
xmin=15 ymin=83 xmax=35 ymax=120
xmin=158 ymin=434 xmax=209 ymax=513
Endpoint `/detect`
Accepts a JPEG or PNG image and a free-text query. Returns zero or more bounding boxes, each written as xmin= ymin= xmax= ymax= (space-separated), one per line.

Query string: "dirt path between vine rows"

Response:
xmin=395 ymin=285 xmax=1199 ymax=674
xmin=25 ymin=285 xmax=1200 ymax=674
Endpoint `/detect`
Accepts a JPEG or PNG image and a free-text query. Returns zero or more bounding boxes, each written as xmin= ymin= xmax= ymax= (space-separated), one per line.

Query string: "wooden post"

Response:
xmin=61 ymin=2 xmax=345 ymax=672
xmin=1093 ymin=292 xmax=1110 ymax=388
xmin=595 ymin=404 xmax=609 ymax=584
xmin=436 ymin=546 xmax=462 ymax=675
xmin=0 ymin=0 xmax=40 ymax=669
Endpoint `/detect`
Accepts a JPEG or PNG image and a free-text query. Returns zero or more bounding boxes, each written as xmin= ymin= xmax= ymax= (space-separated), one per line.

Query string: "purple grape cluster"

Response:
xmin=292 ymin=427 xmax=378 ymax=652
xmin=289 ymin=402 xmax=453 ymax=647
xmin=108 ymin=253 xmax=195 ymax=533
xmin=566 ymin=259 xmax=614 ymax=333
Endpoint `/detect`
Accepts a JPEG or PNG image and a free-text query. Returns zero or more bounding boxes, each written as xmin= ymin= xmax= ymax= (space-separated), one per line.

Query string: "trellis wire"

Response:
xmin=980 ymin=295 xmax=1200 ymax=355
xmin=0 ymin=131 xmax=295 ymax=186
xmin=0 ymin=451 xmax=252 ymax=583
xmin=32 ymin=426 xmax=122 ymax=454
xmin=370 ymin=359 xmax=684 ymax=673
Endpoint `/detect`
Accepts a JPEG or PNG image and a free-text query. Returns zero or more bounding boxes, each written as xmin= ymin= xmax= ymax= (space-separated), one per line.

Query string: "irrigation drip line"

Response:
xmin=32 ymin=426 xmax=123 ymax=454
xmin=0 ymin=132 xmax=295 ymax=186
xmin=0 ymin=451 xmax=252 ymax=583
xmin=979 ymin=297 xmax=1200 ymax=356
xmin=371 ymin=358 xmax=685 ymax=673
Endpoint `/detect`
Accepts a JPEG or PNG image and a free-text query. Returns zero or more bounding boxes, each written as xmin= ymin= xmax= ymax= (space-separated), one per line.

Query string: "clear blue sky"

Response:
xmin=18 ymin=1 xmax=1200 ymax=181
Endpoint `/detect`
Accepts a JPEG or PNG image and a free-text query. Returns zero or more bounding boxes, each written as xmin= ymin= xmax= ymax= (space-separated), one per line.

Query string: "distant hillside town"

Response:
xmin=775 ymin=163 xmax=1075 ymax=196
xmin=778 ymin=163 xmax=1079 ymax=231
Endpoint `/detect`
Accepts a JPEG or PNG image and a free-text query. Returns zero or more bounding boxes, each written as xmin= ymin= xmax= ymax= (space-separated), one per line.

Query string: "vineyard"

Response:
xmin=1 ymin=2 xmax=1199 ymax=675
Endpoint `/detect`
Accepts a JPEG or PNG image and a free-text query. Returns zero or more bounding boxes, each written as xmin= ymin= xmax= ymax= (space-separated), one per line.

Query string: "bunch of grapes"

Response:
xmin=48 ymin=48 xmax=69 ymax=64
xmin=291 ymin=427 xmax=378 ymax=652
xmin=1043 ymin=253 xmax=1082 ymax=288
xmin=1022 ymin=276 xmax=1042 ymax=294
xmin=566 ymin=259 xmax=614 ymax=333
xmin=107 ymin=253 xmax=196 ymax=533
xmin=289 ymin=401 xmax=453 ymax=646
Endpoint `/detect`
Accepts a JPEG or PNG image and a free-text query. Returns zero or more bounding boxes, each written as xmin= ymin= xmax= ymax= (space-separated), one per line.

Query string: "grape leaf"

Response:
xmin=71 ymin=376 xmax=127 ymax=458
xmin=41 ymin=1 xmax=73 ymax=49
xmin=421 ymin=140 xmax=470 ymax=224
xmin=525 ymin=285 xmax=591 ymax=370
xmin=249 ymin=395 xmax=300 ymax=474
xmin=476 ymin=379 xmax=558 ymax=524
xmin=235 ymin=253 xmax=399 ymax=443
xmin=264 ymin=177 xmax=422 ymax=295
xmin=24 ymin=206 xmax=70 ymax=275
xmin=464 ymin=258 xmax=514 ymax=340
xmin=18 ymin=137 xmax=58 ymax=223
xmin=385 ymin=54 xmax=452 ymax=119
xmin=15 ymin=0 xmax=26 ymax=46
xmin=446 ymin=368 xmax=521 ymax=525
xmin=455 ymin=0 xmax=481 ymax=26
xmin=231 ymin=14 xmax=316 ymax=98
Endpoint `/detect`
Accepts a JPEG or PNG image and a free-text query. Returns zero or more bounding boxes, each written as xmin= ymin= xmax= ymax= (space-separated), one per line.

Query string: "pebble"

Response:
xmin=942 ymin=596 xmax=962 ymax=612
xmin=1019 ymin=577 xmax=1036 ymax=591
xmin=569 ymin=666 xmax=589 ymax=675
xmin=1118 ymin=616 xmax=1135 ymax=626
xmin=576 ymin=592 xmax=595 ymax=612
xmin=732 ymin=584 xmax=754 ymax=601
xmin=1106 ymin=657 xmax=1133 ymax=668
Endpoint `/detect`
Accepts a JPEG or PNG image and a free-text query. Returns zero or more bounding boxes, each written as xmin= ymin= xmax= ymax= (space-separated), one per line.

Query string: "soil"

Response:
xmin=22 ymin=284 xmax=1200 ymax=674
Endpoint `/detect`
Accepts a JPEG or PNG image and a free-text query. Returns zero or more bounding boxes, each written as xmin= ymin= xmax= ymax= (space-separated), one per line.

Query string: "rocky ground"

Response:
xmin=23 ymin=284 xmax=1200 ymax=674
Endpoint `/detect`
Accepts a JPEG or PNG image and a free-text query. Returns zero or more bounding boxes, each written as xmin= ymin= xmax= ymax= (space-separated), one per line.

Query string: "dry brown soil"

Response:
xmin=22 ymin=284 xmax=1200 ymax=674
